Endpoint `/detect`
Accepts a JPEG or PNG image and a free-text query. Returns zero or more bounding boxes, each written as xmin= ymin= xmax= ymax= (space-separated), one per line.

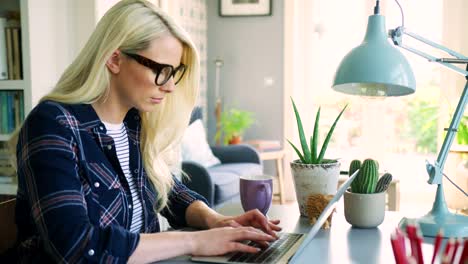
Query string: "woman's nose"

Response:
xmin=160 ymin=78 xmax=176 ymax=93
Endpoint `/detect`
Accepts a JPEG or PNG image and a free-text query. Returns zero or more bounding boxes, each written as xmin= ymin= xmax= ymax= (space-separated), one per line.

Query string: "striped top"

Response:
xmin=103 ymin=121 xmax=143 ymax=233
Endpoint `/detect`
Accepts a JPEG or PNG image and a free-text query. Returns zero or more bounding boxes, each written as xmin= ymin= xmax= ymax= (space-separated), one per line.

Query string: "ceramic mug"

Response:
xmin=240 ymin=175 xmax=273 ymax=215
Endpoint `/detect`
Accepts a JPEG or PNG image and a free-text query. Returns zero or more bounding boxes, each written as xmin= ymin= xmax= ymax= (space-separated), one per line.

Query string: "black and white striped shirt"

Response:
xmin=103 ymin=121 xmax=143 ymax=233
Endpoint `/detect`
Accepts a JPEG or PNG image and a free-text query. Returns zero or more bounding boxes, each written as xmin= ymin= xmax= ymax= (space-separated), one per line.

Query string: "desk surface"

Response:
xmin=162 ymin=203 xmax=436 ymax=264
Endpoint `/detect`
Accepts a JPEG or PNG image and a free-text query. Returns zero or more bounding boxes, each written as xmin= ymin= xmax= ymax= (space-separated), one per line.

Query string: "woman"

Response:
xmin=12 ymin=0 xmax=280 ymax=263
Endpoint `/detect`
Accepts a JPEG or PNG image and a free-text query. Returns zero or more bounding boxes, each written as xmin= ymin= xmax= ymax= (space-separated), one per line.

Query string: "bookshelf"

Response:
xmin=0 ymin=0 xmax=29 ymax=187
xmin=0 ymin=0 xmax=31 ymax=143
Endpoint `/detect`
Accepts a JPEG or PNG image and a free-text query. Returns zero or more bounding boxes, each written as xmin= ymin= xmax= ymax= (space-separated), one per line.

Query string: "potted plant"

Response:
xmin=344 ymin=159 xmax=393 ymax=228
xmin=215 ymin=108 xmax=254 ymax=145
xmin=288 ymin=98 xmax=347 ymax=216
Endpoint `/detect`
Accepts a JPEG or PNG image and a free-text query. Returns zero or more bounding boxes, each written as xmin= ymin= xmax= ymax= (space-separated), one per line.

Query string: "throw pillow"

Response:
xmin=181 ymin=119 xmax=221 ymax=167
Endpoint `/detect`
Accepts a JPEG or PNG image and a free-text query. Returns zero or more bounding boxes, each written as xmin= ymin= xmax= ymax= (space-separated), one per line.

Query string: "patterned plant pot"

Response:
xmin=290 ymin=160 xmax=341 ymax=216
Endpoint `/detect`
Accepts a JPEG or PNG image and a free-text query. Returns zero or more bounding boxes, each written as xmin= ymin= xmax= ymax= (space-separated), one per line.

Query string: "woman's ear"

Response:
xmin=106 ymin=50 xmax=122 ymax=74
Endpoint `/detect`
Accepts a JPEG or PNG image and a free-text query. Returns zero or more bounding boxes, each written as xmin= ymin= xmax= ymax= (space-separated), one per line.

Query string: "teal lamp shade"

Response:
xmin=333 ymin=15 xmax=416 ymax=97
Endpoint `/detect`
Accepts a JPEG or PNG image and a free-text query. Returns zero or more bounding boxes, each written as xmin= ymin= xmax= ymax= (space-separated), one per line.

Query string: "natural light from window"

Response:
xmin=304 ymin=0 xmax=450 ymax=214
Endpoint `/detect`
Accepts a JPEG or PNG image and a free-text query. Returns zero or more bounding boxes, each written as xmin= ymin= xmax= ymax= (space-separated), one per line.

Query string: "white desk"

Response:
xmin=162 ymin=203 xmax=437 ymax=264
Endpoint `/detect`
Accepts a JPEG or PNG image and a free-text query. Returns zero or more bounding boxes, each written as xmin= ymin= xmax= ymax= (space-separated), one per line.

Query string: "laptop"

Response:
xmin=191 ymin=170 xmax=359 ymax=264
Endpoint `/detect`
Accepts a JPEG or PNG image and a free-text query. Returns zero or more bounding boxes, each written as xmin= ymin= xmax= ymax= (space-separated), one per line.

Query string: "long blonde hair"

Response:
xmin=13 ymin=0 xmax=199 ymax=212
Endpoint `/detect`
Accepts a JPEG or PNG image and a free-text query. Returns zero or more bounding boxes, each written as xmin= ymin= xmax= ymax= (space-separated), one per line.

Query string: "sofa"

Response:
xmin=182 ymin=107 xmax=263 ymax=208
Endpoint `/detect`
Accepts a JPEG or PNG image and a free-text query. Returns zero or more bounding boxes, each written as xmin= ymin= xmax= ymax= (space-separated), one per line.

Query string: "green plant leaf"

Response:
xmin=291 ymin=98 xmax=311 ymax=163
xmin=218 ymin=108 xmax=254 ymax=144
xmin=287 ymin=139 xmax=306 ymax=163
xmin=317 ymin=104 xmax=348 ymax=163
xmin=311 ymin=107 xmax=320 ymax=163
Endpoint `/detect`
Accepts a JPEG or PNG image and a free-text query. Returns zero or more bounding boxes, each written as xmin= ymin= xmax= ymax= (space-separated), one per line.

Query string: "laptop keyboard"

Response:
xmin=227 ymin=233 xmax=304 ymax=263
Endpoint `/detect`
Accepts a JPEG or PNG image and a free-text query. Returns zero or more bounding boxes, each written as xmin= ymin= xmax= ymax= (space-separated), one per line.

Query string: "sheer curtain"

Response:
xmin=284 ymin=0 xmax=466 ymax=211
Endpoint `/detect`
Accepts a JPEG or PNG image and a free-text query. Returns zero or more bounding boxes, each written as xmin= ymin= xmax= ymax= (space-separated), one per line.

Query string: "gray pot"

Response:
xmin=290 ymin=160 xmax=340 ymax=216
xmin=344 ymin=191 xmax=385 ymax=228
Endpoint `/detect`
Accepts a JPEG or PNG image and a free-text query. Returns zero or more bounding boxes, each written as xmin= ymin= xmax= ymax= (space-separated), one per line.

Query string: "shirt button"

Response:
xmin=88 ymin=249 xmax=95 ymax=256
xmin=107 ymin=145 xmax=112 ymax=150
xmin=99 ymin=125 xmax=104 ymax=131
xmin=134 ymin=116 xmax=140 ymax=120
xmin=129 ymin=204 xmax=132 ymax=209
xmin=134 ymin=169 xmax=139 ymax=174
xmin=94 ymin=182 xmax=100 ymax=188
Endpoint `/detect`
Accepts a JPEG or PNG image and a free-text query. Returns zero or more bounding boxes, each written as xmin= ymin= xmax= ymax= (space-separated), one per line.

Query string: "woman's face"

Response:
xmin=112 ymin=34 xmax=184 ymax=113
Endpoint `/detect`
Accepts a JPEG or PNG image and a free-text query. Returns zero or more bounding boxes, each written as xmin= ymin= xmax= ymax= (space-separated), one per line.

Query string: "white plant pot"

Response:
xmin=344 ymin=191 xmax=386 ymax=228
xmin=290 ymin=160 xmax=340 ymax=216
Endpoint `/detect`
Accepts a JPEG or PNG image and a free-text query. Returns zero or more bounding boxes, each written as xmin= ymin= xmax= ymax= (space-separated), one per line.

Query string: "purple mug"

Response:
xmin=240 ymin=175 xmax=273 ymax=215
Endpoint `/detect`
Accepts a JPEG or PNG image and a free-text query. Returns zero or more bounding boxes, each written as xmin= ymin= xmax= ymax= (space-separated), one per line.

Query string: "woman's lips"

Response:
xmin=150 ymin=97 xmax=163 ymax=104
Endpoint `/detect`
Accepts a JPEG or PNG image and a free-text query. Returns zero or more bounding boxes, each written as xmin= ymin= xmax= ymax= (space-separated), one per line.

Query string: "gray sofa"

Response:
xmin=182 ymin=107 xmax=263 ymax=208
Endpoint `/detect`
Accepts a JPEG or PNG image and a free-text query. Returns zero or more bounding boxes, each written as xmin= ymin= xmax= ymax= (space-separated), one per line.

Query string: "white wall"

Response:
xmin=27 ymin=0 xmax=96 ymax=106
xmin=206 ymin=0 xmax=285 ymax=145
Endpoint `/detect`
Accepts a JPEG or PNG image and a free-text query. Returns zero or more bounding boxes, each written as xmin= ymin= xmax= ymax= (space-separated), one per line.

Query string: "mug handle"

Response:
xmin=258 ymin=183 xmax=272 ymax=214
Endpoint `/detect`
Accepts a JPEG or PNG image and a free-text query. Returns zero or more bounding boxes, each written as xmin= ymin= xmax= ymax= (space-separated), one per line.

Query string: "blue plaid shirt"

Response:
xmin=15 ymin=100 xmax=207 ymax=263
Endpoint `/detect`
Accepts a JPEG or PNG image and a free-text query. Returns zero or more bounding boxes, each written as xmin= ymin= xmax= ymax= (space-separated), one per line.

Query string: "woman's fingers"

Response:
xmin=227 ymin=219 xmax=242 ymax=228
xmin=269 ymin=219 xmax=281 ymax=225
xmin=233 ymin=227 xmax=276 ymax=242
xmin=269 ymin=221 xmax=282 ymax=232
xmin=228 ymin=242 xmax=261 ymax=254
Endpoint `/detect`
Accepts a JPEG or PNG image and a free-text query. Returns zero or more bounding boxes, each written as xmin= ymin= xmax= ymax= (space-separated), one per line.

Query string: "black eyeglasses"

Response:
xmin=122 ymin=52 xmax=187 ymax=86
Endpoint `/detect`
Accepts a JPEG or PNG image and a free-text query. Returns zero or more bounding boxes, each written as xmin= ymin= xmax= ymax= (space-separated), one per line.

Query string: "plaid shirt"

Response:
xmin=15 ymin=100 xmax=207 ymax=263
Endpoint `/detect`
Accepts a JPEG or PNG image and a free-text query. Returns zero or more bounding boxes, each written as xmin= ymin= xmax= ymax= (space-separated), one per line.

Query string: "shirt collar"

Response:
xmin=67 ymin=103 xmax=141 ymax=130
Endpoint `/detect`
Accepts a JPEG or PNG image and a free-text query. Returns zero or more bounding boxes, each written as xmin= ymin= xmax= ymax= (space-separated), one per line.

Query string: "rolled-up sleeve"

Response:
xmin=160 ymin=176 xmax=208 ymax=229
xmin=17 ymin=105 xmax=139 ymax=263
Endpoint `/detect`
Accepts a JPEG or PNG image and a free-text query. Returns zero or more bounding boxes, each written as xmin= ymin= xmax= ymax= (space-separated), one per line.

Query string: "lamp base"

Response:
xmin=399 ymin=212 xmax=468 ymax=238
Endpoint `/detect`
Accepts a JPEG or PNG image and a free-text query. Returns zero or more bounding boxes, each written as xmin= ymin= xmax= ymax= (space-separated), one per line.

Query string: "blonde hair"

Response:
xmin=12 ymin=0 xmax=199 ymax=212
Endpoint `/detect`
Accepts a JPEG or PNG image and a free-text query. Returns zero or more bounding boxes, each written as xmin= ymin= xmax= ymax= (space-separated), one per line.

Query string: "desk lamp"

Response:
xmin=332 ymin=0 xmax=468 ymax=237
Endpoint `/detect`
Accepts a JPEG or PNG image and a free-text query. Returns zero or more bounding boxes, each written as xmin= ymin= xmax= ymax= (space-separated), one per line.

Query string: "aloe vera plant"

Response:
xmin=288 ymin=98 xmax=348 ymax=164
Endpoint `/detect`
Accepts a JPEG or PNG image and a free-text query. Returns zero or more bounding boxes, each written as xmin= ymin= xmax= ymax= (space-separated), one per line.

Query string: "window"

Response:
xmin=288 ymin=0 xmax=458 ymax=213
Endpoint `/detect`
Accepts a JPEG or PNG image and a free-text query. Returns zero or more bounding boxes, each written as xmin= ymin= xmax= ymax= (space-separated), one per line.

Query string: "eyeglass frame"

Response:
xmin=121 ymin=51 xmax=187 ymax=86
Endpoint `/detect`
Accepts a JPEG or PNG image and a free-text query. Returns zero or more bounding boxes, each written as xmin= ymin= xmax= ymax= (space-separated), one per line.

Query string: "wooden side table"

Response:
xmin=258 ymin=149 xmax=286 ymax=204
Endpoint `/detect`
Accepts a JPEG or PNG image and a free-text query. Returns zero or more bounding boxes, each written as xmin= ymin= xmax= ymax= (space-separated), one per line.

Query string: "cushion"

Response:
xmin=209 ymin=171 xmax=240 ymax=204
xmin=208 ymin=163 xmax=263 ymax=204
xmin=181 ymin=119 xmax=221 ymax=167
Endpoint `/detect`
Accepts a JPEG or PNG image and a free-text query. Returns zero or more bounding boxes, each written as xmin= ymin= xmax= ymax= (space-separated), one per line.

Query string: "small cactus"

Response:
xmin=349 ymin=159 xmax=361 ymax=192
xmin=349 ymin=159 xmax=361 ymax=177
xmin=352 ymin=159 xmax=378 ymax=194
xmin=375 ymin=173 xmax=393 ymax=193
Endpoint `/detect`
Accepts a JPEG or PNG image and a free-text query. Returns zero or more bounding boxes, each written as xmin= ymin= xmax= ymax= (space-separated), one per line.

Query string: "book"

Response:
xmin=5 ymin=27 xmax=13 ymax=80
xmin=0 ymin=17 xmax=8 ymax=80
xmin=11 ymin=27 xmax=21 ymax=80
xmin=1 ymin=93 xmax=7 ymax=134
xmin=14 ymin=92 xmax=20 ymax=128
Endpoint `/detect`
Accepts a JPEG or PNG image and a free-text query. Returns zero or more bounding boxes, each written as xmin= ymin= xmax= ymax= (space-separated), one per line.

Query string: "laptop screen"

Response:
xmin=288 ymin=170 xmax=359 ymax=263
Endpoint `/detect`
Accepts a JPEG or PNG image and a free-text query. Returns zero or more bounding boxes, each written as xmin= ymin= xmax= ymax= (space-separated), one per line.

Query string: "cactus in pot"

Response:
xmin=344 ymin=158 xmax=394 ymax=228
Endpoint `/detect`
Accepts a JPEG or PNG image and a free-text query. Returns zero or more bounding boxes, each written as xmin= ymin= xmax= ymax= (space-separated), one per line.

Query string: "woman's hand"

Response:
xmin=189 ymin=226 xmax=276 ymax=256
xmin=211 ymin=209 xmax=282 ymax=238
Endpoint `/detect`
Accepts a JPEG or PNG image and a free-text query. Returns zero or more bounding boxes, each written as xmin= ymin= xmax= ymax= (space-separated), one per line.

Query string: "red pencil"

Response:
xmin=407 ymin=222 xmax=419 ymax=262
xmin=392 ymin=232 xmax=407 ymax=264
xmin=444 ymin=238 xmax=455 ymax=263
xmin=415 ymin=230 xmax=424 ymax=264
xmin=397 ymin=228 xmax=407 ymax=258
xmin=458 ymin=238 xmax=467 ymax=264
xmin=451 ymin=238 xmax=461 ymax=264
xmin=431 ymin=229 xmax=443 ymax=264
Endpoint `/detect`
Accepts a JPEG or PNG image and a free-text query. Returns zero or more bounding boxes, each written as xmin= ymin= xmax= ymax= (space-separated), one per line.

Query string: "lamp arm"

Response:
xmin=390 ymin=27 xmax=468 ymax=76
xmin=390 ymin=26 xmax=468 ymax=186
